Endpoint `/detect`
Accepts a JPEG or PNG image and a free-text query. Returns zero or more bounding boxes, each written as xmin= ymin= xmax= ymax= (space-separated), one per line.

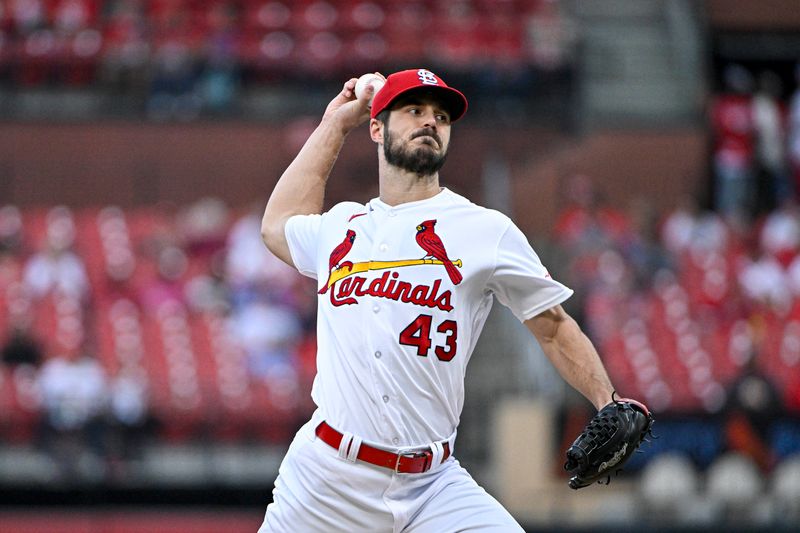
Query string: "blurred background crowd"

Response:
xmin=1 ymin=0 xmax=800 ymax=532
xmin=0 ymin=0 xmax=574 ymax=121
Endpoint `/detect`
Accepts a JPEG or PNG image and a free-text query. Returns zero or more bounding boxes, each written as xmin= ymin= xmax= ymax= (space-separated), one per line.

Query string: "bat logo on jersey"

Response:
xmin=319 ymin=229 xmax=356 ymax=294
xmin=415 ymin=219 xmax=463 ymax=285
xmin=319 ymin=221 xmax=464 ymax=309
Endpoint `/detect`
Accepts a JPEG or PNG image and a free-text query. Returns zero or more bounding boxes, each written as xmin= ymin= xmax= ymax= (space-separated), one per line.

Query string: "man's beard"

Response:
xmin=383 ymin=128 xmax=448 ymax=177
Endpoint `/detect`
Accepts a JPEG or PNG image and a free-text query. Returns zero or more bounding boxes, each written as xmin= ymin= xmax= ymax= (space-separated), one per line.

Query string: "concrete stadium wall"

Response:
xmin=0 ymin=123 xmax=706 ymax=236
xmin=512 ymin=129 xmax=709 ymax=234
xmin=706 ymin=0 xmax=800 ymax=30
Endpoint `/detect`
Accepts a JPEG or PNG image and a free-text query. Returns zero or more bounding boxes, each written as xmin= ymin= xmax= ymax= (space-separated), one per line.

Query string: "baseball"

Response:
xmin=354 ymin=73 xmax=385 ymax=107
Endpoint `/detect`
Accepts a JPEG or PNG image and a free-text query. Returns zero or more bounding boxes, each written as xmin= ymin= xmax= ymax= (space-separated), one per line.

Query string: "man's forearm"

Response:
xmin=261 ymin=118 xmax=349 ymax=262
xmin=527 ymin=307 xmax=614 ymax=410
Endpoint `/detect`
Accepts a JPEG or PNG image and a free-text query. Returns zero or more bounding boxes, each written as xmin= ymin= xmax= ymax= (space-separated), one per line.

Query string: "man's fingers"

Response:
xmin=342 ymin=78 xmax=358 ymax=99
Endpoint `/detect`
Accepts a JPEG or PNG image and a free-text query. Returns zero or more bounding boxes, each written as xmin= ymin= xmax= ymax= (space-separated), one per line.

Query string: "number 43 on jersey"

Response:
xmin=399 ymin=314 xmax=458 ymax=362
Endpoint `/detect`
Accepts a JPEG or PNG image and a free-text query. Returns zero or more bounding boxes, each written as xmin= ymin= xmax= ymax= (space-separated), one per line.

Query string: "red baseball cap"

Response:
xmin=370 ymin=68 xmax=468 ymax=122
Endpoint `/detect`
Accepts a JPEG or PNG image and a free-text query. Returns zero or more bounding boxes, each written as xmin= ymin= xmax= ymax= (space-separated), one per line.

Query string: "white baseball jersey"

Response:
xmin=285 ymin=187 xmax=572 ymax=449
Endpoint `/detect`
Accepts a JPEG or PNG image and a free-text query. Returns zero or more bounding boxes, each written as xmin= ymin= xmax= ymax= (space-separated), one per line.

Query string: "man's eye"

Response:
xmin=436 ymin=114 xmax=449 ymax=123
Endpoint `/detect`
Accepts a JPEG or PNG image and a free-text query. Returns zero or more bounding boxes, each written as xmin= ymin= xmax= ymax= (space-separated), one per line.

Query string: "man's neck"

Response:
xmin=378 ymin=162 xmax=441 ymax=206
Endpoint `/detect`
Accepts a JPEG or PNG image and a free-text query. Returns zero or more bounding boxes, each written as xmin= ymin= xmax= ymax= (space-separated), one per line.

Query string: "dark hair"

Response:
xmin=375 ymin=108 xmax=390 ymax=125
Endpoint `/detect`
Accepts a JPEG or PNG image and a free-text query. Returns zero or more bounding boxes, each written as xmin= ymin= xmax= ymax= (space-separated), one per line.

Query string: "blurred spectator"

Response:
xmin=224 ymin=206 xmax=305 ymax=392
xmin=711 ymin=64 xmax=756 ymax=219
xmin=100 ymin=0 xmax=151 ymax=95
xmin=22 ymin=206 xmax=90 ymax=302
xmin=106 ymin=366 xmax=152 ymax=466
xmin=138 ymin=244 xmax=187 ymax=312
xmin=582 ymin=248 xmax=634 ymax=343
xmin=38 ymin=351 xmax=109 ymax=479
xmin=789 ymin=62 xmax=800 ymax=196
xmin=661 ymin=195 xmax=701 ymax=256
xmin=176 ymin=196 xmax=230 ymax=257
xmin=1 ymin=323 xmax=43 ymax=367
xmin=759 ymin=198 xmax=800 ymax=267
xmin=621 ymin=197 xmax=673 ymax=290
xmin=688 ymin=210 xmax=731 ymax=256
xmin=184 ymin=252 xmax=230 ymax=315
xmin=553 ymin=174 xmax=629 ymax=251
xmin=0 ymin=205 xmax=24 ymax=256
xmin=786 ymin=253 xmax=800 ymax=298
xmin=752 ymin=70 xmax=790 ymax=212
xmin=736 ymin=246 xmax=791 ymax=314
xmin=10 ymin=0 xmax=47 ymax=35
xmin=53 ymin=0 xmax=93 ymax=36
xmin=0 ymin=206 xmax=24 ymax=292
xmin=553 ymin=174 xmax=629 ymax=320
xmin=39 ymin=352 xmax=109 ymax=432
xmin=109 ymin=366 xmax=148 ymax=428
xmin=146 ymin=5 xmax=202 ymax=120
xmin=525 ymin=0 xmax=576 ymax=69
xmin=225 ymin=207 xmax=299 ymax=308
xmin=228 ymin=290 xmax=302 ymax=410
xmin=431 ymin=2 xmax=482 ymax=73
xmin=723 ymin=351 xmax=783 ymax=471
xmin=199 ymin=2 xmax=241 ymax=113
xmin=230 ymin=301 xmax=301 ymax=381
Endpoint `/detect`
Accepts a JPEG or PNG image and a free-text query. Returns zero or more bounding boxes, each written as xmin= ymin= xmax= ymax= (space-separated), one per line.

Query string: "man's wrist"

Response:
xmin=592 ymin=390 xmax=615 ymax=410
xmin=320 ymin=113 xmax=357 ymax=137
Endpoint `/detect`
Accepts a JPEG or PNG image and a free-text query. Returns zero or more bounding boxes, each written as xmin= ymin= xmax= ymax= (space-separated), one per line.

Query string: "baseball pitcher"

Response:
xmin=258 ymin=69 xmax=651 ymax=531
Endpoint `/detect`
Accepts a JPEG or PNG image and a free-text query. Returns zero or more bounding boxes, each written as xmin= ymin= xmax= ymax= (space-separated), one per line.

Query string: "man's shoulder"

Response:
xmin=322 ymin=201 xmax=368 ymax=219
xmin=442 ymin=190 xmax=512 ymax=226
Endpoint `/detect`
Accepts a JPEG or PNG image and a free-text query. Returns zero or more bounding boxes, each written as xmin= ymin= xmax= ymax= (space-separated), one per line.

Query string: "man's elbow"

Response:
xmin=260 ymin=216 xmax=295 ymax=268
xmin=527 ymin=305 xmax=571 ymax=343
xmin=260 ymin=215 xmax=281 ymax=251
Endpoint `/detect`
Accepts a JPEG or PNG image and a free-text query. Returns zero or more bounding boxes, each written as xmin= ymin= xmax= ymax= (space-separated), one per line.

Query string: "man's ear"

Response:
xmin=369 ymin=118 xmax=383 ymax=144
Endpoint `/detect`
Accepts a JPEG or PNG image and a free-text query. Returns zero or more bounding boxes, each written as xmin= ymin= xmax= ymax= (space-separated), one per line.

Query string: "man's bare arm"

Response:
xmin=525 ymin=305 xmax=615 ymax=410
xmin=260 ymin=76 xmax=379 ymax=266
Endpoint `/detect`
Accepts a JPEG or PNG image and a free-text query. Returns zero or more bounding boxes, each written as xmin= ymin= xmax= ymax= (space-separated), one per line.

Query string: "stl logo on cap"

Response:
xmin=417 ymin=69 xmax=439 ymax=85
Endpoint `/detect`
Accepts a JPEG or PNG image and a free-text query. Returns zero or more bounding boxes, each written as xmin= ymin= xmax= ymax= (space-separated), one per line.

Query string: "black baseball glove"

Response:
xmin=564 ymin=394 xmax=654 ymax=489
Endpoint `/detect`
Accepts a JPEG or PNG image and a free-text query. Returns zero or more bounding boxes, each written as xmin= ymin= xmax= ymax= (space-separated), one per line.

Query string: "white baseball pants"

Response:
xmin=259 ymin=420 xmax=524 ymax=532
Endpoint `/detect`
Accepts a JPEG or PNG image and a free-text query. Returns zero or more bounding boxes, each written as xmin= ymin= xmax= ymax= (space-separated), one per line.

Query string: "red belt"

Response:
xmin=315 ymin=422 xmax=450 ymax=474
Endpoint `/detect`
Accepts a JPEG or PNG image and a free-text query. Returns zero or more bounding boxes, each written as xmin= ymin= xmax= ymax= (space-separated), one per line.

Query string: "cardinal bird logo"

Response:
xmin=415 ymin=219 xmax=463 ymax=285
xmin=319 ymin=229 xmax=356 ymax=294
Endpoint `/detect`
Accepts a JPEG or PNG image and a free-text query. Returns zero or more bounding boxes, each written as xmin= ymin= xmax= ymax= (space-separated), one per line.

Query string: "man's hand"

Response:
xmin=322 ymin=73 xmax=385 ymax=133
xmin=262 ymin=72 xmax=386 ymax=266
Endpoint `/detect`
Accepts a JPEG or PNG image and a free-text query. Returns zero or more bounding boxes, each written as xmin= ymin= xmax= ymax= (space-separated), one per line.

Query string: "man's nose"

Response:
xmin=419 ymin=109 xmax=437 ymax=129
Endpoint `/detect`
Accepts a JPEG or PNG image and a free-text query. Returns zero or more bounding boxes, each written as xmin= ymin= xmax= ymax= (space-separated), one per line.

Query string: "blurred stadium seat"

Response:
xmin=0 ymin=0 xmax=556 ymax=91
xmin=771 ymin=454 xmax=800 ymax=524
xmin=640 ymin=453 xmax=701 ymax=523
xmin=706 ymin=453 xmax=764 ymax=517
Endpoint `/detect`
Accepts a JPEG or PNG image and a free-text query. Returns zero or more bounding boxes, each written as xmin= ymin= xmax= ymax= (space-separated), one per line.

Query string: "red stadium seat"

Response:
xmin=0 ymin=365 xmax=42 ymax=444
xmin=295 ymin=30 xmax=345 ymax=77
xmin=339 ymin=0 xmax=385 ymax=33
xmin=341 ymin=31 xmax=387 ymax=72
xmin=300 ymin=1 xmax=339 ymax=32
xmin=243 ymin=0 xmax=294 ymax=32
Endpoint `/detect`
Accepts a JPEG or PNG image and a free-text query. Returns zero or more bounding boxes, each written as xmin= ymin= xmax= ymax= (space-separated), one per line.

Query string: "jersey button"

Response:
xmin=374 ymin=351 xmax=382 ymax=358
xmin=382 ymin=395 xmax=390 ymax=403
xmin=379 ymin=243 xmax=388 ymax=252
xmin=392 ymin=437 xmax=400 ymax=445
xmin=388 ymin=210 xmax=396 ymax=217
xmin=372 ymin=305 xmax=380 ymax=313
